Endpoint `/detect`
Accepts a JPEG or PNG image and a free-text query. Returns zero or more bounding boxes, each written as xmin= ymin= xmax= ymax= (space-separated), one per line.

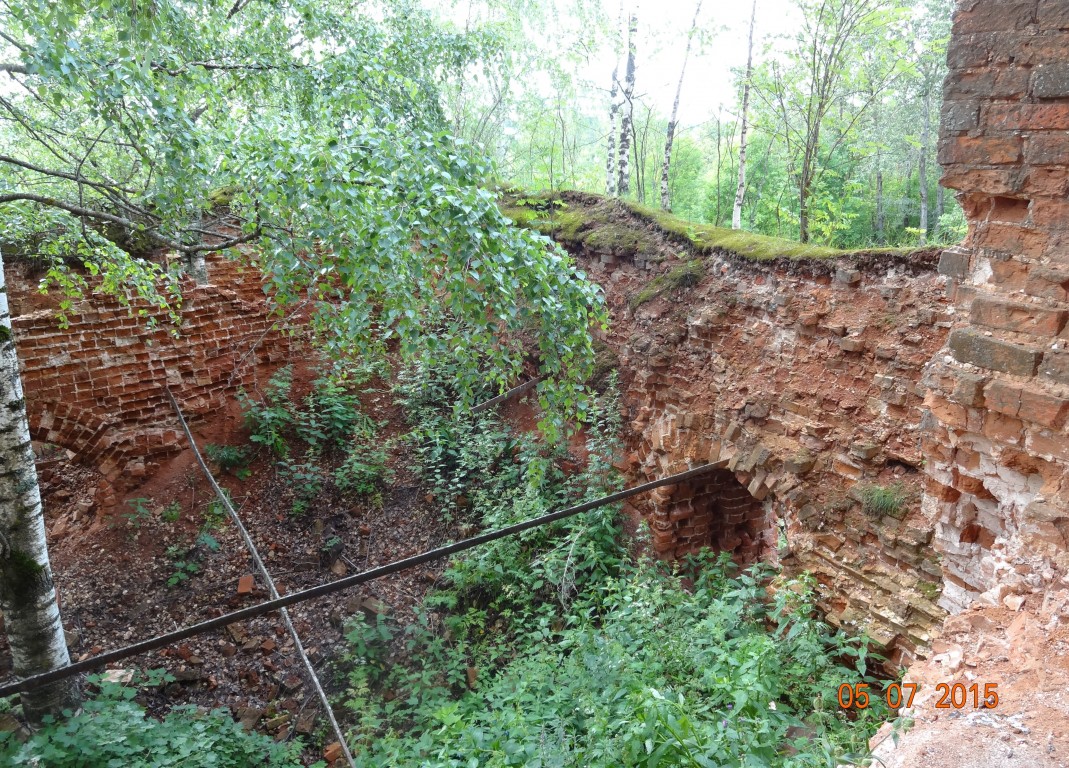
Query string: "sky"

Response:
xmin=584 ymin=0 xmax=802 ymax=129
xmin=425 ymin=0 xmax=803 ymax=133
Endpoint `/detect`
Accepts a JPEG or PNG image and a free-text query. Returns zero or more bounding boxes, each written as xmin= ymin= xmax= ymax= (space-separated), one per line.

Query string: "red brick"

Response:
xmin=986 ymin=103 xmax=1069 ymax=131
xmin=970 ymin=296 xmax=1067 ymax=336
xmin=985 ymin=380 xmax=1069 ymax=428
xmin=941 ymin=167 xmax=1026 ymax=196
xmin=1024 ymin=266 xmax=1069 ymax=301
xmin=956 ymin=1 xmax=1037 ymax=34
xmin=982 ymin=411 xmax=1026 ymax=442
xmin=939 ymin=135 xmax=1023 ymax=166
xmin=975 ymin=222 xmax=1050 ymax=255
xmin=1030 ymin=199 xmax=1069 ymax=228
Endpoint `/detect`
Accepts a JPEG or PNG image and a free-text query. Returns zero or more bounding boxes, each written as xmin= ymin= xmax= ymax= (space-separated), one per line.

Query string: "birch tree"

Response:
xmin=731 ymin=0 xmax=757 ymax=229
xmin=660 ymin=0 xmax=702 ymax=211
xmin=0 ymin=0 xmax=606 ymax=717
xmin=0 ymin=249 xmax=78 ymax=723
xmin=757 ymin=0 xmax=908 ymax=243
xmin=616 ymin=12 xmax=637 ymax=198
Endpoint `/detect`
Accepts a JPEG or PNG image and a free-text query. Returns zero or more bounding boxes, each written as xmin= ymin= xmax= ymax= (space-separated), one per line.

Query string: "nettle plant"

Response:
xmin=0 ymin=671 xmax=307 ymax=767
xmin=341 ymin=380 xmax=889 ymax=767
xmin=237 ymin=362 xmax=392 ymax=515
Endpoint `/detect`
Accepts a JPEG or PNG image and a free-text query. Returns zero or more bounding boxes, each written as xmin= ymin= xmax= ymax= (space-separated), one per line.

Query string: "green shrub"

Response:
xmin=204 ymin=443 xmax=251 ymax=478
xmin=237 ymin=366 xmax=294 ymax=456
xmin=857 ymin=482 xmax=909 ymax=519
xmin=0 ymin=672 xmax=306 ymax=767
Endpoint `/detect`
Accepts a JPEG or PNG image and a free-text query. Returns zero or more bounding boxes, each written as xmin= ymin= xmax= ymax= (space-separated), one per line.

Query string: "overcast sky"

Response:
xmin=588 ymin=0 xmax=802 ymax=127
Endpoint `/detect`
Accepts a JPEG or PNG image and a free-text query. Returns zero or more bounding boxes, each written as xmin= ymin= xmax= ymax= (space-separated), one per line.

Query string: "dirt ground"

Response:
xmin=869 ymin=588 xmax=1069 ymax=767
xmin=2 ymin=362 xmax=465 ymax=763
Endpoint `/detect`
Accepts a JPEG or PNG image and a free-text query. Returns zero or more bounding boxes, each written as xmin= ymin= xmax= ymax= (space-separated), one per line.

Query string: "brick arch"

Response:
xmin=27 ymin=401 xmax=117 ymax=464
xmin=645 ymin=466 xmax=771 ymax=564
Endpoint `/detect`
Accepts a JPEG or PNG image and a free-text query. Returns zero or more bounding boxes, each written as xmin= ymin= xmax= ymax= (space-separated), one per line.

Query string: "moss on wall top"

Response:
xmin=501 ymin=190 xmax=923 ymax=264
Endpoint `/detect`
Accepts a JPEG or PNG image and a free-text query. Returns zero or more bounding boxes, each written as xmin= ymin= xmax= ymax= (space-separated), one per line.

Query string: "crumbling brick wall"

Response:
xmin=552 ymin=206 xmax=953 ymax=664
xmin=12 ymin=253 xmax=292 ymax=500
xmin=925 ymin=0 xmax=1069 ymax=611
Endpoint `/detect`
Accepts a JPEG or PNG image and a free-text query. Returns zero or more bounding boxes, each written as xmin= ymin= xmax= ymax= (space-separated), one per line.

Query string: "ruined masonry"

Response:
xmin=13 ymin=0 xmax=1069 ymax=669
xmin=12 ymin=254 xmax=291 ymax=508
xmin=924 ymin=0 xmax=1069 ymax=613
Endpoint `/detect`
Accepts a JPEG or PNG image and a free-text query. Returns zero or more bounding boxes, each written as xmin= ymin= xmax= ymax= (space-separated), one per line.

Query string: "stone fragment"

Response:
xmin=834 ymin=268 xmax=861 ymax=285
xmin=324 ymin=743 xmax=344 ymax=763
xmin=1003 ymin=594 xmax=1026 ymax=611
xmin=783 ymin=454 xmax=815 ymax=474
xmin=947 ymin=328 xmax=1041 ymax=376
xmin=839 ymin=337 xmax=865 ymax=353
xmin=237 ymin=574 xmax=255 ymax=595
xmin=236 ymin=706 xmax=264 ymax=731
xmin=849 ymin=443 xmax=880 ymax=460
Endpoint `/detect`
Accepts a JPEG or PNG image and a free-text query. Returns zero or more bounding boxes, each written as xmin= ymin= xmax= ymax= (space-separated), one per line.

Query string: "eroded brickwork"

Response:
xmin=12 ymin=253 xmax=291 ymax=501
xmin=555 ymin=203 xmax=952 ymax=663
xmin=925 ymin=0 xmax=1069 ymax=612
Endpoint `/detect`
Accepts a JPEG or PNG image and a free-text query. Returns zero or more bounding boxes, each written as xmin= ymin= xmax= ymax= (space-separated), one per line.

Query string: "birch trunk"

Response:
xmin=606 ymin=64 xmax=619 ymax=196
xmin=617 ymin=13 xmax=637 ymax=198
xmin=0 ymin=248 xmax=78 ymax=723
xmin=732 ymin=0 xmax=757 ymax=229
xmin=919 ymin=90 xmax=930 ymax=246
xmin=935 ymin=184 xmax=945 ymax=240
xmin=660 ymin=0 xmax=703 ymax=211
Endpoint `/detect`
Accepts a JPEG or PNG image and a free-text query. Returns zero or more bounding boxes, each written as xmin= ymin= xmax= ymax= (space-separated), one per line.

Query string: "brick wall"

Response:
xmin=561 ymin=206 xmax=952 ymax=665
xmin=12 ymin=253 xmax=292 ymax=501
xmin=925 ymin=0 xmax=1069 ymax=611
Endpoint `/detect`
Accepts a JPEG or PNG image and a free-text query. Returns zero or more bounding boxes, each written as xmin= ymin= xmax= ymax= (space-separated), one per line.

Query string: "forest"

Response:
xmin=0 ymin=0 xmax=957 ymax=766
xmin=443 ymin=0 xmax=960 ymax=248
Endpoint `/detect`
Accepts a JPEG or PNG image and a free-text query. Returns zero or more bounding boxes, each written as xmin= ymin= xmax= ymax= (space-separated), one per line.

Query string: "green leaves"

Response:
xmin=0 ymin=671 xmax=304 ymax=766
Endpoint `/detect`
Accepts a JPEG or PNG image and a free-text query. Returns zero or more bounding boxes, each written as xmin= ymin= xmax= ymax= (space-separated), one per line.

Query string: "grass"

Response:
xmin=629 ymin=260 xmax=706 ymax=309
xmin=856 ymin=482 xmax=909 ymax=520
xmin=501 ymin=189 xmax=918 ymax=263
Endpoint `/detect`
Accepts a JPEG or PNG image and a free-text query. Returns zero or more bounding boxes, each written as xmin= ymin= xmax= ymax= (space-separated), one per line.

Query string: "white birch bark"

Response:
xmin=919 ymin=89 xmax=930 ymax=246
xmin=606 ymin=63 xmax=619 ymax=197
xmin=0 ymin=248 xmax=78 ymax=722
xmin=660 ymin=0 xmax=703 ymax=211
xmin=616 ymin=13 xmax=637 ymax=198
xmin=732 ymin=0 xmax=757 ymax=229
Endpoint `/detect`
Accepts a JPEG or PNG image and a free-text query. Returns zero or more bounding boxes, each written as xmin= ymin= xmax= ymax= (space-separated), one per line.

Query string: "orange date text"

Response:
xmin=836 ymin=682 xmax=998 ymax=710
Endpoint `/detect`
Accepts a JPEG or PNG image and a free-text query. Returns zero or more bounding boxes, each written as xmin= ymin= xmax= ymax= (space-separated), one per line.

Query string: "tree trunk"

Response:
xmin=617 ymin=13 xmax=637 ymax=198
xmin=798 ymin=161 xmax=812 ymax=243
xmin=732 ymin=0 xmax=757 ymax=229
xmin=875 ymin=159 xmax=885 ymax=245
xmin=661 ymin=0 xmax=703 ymax=211
xmin=0 ymin=248 xmax=78 ymax=723
xmin=935 ymin=183 xmax=945 ymax=240
xmin=919 ymin=90 xmax=930 ymax=246
xmin=606 ymin=65 xmax=619 ymax=196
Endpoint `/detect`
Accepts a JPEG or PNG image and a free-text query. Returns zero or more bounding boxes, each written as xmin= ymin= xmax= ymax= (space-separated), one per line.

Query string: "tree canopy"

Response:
xmin=0 ymin=0 xmax=606 ymax=422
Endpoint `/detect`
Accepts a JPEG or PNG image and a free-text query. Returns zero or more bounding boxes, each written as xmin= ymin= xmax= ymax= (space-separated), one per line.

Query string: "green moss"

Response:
xmin=917 ymin=579 xmax=941 ymax=601
xmin=629 ymin=260 xmax=706 ymax=310
xmin=501 ymin=189 xmax=920 ymax=263
xmin=625 ymin=200 xmax=851 ymax=261
xmin=0 ymin=549 xmax=47 ymax=602
xmin=0 ymin=326 xmax=10 ymax=343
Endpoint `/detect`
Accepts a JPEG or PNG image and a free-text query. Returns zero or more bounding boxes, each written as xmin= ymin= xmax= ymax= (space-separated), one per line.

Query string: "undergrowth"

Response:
xmin=0 ymin=672 xmax=308 ymax=767
xmin=340 ymin=371 xmax=890 ymax=767
xmin=235 ymin=361 xmax=391 ymax=514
